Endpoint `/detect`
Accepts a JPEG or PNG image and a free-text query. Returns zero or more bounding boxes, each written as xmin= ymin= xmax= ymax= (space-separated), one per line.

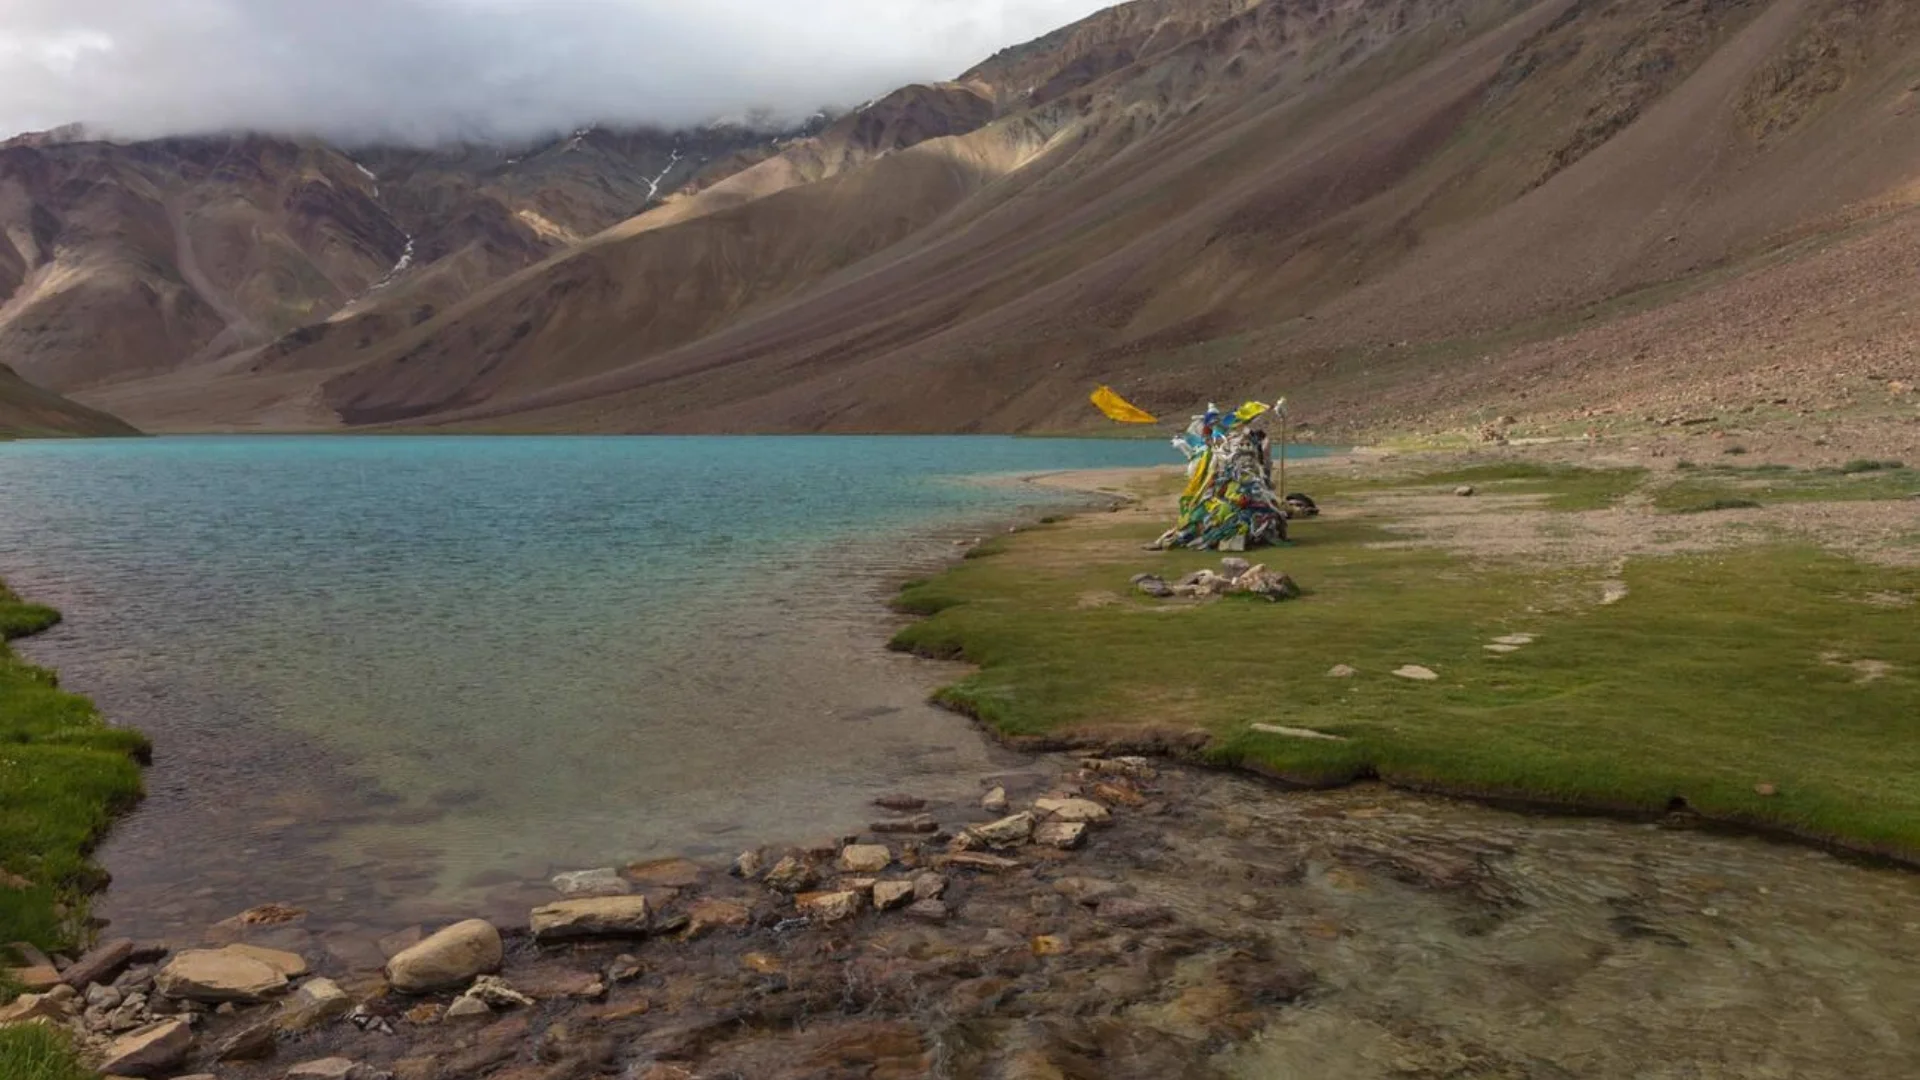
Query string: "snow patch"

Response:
xmin=644 ymin=149 xmax=682 ymax=201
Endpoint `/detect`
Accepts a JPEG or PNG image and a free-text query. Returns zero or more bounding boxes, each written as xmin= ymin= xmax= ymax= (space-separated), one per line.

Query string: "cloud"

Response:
xmin=0 ymin=0 xmax=1116 ymax=145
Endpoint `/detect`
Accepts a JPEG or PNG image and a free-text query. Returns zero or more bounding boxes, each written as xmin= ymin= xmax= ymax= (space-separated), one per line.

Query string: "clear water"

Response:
xmin=0 ymin=434 xmax=1267 ymax=937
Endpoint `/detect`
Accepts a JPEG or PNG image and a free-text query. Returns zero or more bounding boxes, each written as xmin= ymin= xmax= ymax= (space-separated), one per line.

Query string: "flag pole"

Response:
xmin=1276 ymin=398 xmax=1288 ymax=497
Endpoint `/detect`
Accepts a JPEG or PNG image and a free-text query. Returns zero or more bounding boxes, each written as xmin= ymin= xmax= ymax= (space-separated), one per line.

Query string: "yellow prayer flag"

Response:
xmin=1232 ymin=400 xmax=1270 ymax=423
xmin=1090 ymin=385 xmax=1157 ymax=424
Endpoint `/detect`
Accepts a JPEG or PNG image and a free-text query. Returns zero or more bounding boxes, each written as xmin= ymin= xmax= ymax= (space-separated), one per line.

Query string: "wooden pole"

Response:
xmin=1278 ymin=408 xmax=1288 ymax=497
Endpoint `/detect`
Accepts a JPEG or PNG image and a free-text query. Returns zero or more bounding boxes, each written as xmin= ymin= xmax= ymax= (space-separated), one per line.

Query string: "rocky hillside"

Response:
xmin=16 ymin=0 xmax=1920 ymax=436
xmin=0 ymin=362 xmax=138 ymax=436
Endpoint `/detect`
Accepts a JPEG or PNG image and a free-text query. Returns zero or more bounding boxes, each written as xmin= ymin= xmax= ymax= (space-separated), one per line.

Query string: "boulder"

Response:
xmin=837 ymin=845 xmax=892 ymax=874
xmin=1033 ymin=798 xmax=1111 ymax=824
xmin=385 ymin=920 xmax=502 ymax=994
xmin=551 ymin=868 xmax=632 ymax=897
xmin=796 ymin=891 xmax=864 ymax=923
xmin=761 ymin=856 xmax=816 ymax=893
xmin=277 ymin=976 xmax=352 ymax=1032
xmin=966 ymin=812 xmax=1035 ymax=848
xmin=156 ymin=948 xmax=288 ymax=1003
xmin=872 ymin=881 xmax=916 ymax=911
xmin=530 ymin=896 xmax=652 ymax=941
xmin=225 ymin=943 xmax=308 ymax=979
xmin=98 ymin=1018 xmax=194 ymax=1077
xmin=981 ymin=787 xmax=1008 ymax=812
xmin=62 ymin=938 xmax=134 ymax=989
xmin=1034 ymin=821 xmax=1088 ymax=850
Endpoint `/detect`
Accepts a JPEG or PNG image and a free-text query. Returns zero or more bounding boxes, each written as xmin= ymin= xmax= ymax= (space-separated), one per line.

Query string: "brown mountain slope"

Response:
xmin=0 ymin=362 xmax=138 ymax=437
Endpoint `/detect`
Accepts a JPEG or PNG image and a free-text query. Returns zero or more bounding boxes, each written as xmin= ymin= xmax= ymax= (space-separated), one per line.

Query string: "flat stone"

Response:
xmin=837 ymin=845 xmax=892 ymax=873
xmin=276 ymin=976 xmax=351 ymax=1032
xmin=762 ymin=856 xmax=816 ymax=893
xmin=217 ymin=1017 xmax=279 ymax=1061
xmin=625 ymin=858 xmax=704 ymax=889
xmin=683 ymin=899 xmax=750 ymax=939
xmin=981 ymin=787 xmax=1008 ymax=812
xmin=1034 ymin=821 xmax=1088 ymax=850
xmin=0 ymin=992 xmax=69 ymax=1025
xmin=8 ymin=963 xmax=60 ymax=991
xmin=1053 ymin=877 xmax=1133 ymax=906
xmin=551 ymin=868 xmax=632 ymax=897
xmin=226 ymin=943 xmax=308 ymax=979
xmin=1493 ymin=634 xmax=1536 ymax=646
xmin=1033 ymin=797 xmax=1111 ymax=824
xmin=286 ymin=1058 xmax=363 ymax=1080
xmin=966 ymin=812 xmax=1035 ymax=848
xmin=99 ymin=1019 xmax=194 ymax=1077
xmin=796 ymin=891 xmax=864 ymax=923
xmin=1090 ymin=780 xmax=1147 ymax=807
xmin=869 ymin=816 xmax=939 ymax=834
xmin=445 ymin=996 xmax=492 ymax=1020
xmin=1392 ymin=665 xmax=1439 ymax=681
xmin=1249 ymin=723 xmax=1347 ymax=742
xmin=530 ymin=896 xmax=652 ymax=941
xmin=1327 ymin=664 xmax=1358 ymax=678
xmin=63 ymin=938 xmax=135 ymax=989
xmin=463 ymin=974 xmax=534 ymax=1008
xmin=385 ymin=919 xmax=503 ymax=994
xmin=912 ymin=873 xmax=948 ymax=901
xmin=1484 ymin=644 xmax=1521 ymax=653
xmin=1097 ymin=898 xmax=1170 ymax=927
xmin=872 ymin=881 xmax=916 ymax=911
xmin=905 ymin=900 xmax=950 ymax=923
xmin=937 ymin=852 xmax=1021 ymax=872
xmin=872 ymin=794 xmax=926 ymax=811
xmin=156 ymin=948 xmax=288 ymax=1003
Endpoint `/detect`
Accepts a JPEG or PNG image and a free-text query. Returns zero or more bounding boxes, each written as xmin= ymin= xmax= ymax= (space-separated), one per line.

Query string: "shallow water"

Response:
xmin=0 ymin=434 xmax=1210 ymax=936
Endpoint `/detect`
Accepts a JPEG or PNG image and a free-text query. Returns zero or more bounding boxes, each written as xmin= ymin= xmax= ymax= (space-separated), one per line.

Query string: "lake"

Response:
xmin=0 ymin=434 xmax=1293 ymax=937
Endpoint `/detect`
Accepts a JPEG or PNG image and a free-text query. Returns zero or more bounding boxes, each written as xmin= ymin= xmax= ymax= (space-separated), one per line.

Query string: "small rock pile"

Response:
xmin=1134 ymin=557 xmax=1300 ymax=601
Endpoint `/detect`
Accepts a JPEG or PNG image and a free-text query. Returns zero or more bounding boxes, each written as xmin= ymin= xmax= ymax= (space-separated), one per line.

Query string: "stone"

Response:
xmin=276 ymin=976 xmax=351 ymax=1032
xmin=1455 ymin=485 xmax=1475 ymax=496
xmin=530 ymin=896 xmax=652 ymax=941
xmin=286 ymin=1058 xmax=366 ymax=1080
xmin=1089 ymin=780 xmax=1147 ymax=808
xmin=87 ymin=983 xmax=124 ymax=1009
xmin=230 ymin=903 xmax=306 ymax=927
xmin=1249 ymin=722 xmax=1347 ymax=742
xmin=1232 ymin=566 xmax=1301 ymax=600
xmin=938 ymin=851 xmax=1021 ymax=872
xmin=1135 ymin=576 xmax=1174 ymax=598
xmin=551 ymin=868 xmax=632 ymax=897
xmin=1082 ymin=756 xmax=1156 ymax=779
xmin=762 ymin=856 xmax=816 ymax=893
xmin=1033 ymin=798 xmax=1111 ymax=824
xmin=625 ymin=858 xmax=705 ymax=889
xmin=837 ymin=844 xmax=892 ymax=873
xmin=1484 ymin=644 xmax=1520 ymax=654
xmin=226 ymin=943 xmax=308 ymax=979
xmin=1034 ymin=821 xmax=1088 ymax=850
xmin=1493 ymin=634 xmax=1536 ymax=646
xmin=1096 ymin=898 xmax=1170 ymax=927
xmin=1030 ymin=935 xmax=1070 ymax=957
xmin=1220 ymin=557 xmax=1251 ymax=580
xmin=63 ymin=938 xmax=135 ymax=990
xmin=385 ymin=919 xmax=502 ymax=994
xmin=872 ymin=794 xmax=926 ymax=811
xmin=99 ymin=1019 xmax=194 ymax=1077
xmin=403 ymin=1003 xmax=443 ymax=1025
xmin=445 ymin=995 xmax=492 ymax=1020
xmin=905 ymin=900 xmax=950 ymax=923
xmin=1392 ymin=665 xmax=1440 ymax=681
xmin=463 ymin=974 xmax=534 ymax=1008
xmin=1328 ymin=664 xmax=1357 ymax=678
xmin=912 ymin=873 xmax=948 ymax=901
xmin=44 ymin=981 xmax=77 ymax=1003
xmin=872 ymin=881 xmax=916 ymax=911
xmin=217 ymin=1018 xmax=280 ymax=1061
xmin=982 ymin=786 xmax=1008 ymax=812
xmin=796 ymin=891 xmax=864 ymax=923
xmin=608 ymin=955 xmax=644 ymax=982
xmin=840 ymin=876 xmax=879 ymax=894
xmin=1755 ymin=783 xmax=1779 ymax=797
xmin=731 ymin=849 xmax=765 ymax=879
xmin=683 ymin=899 xmax=750 ymax=939
xmin=1053 ymin=877 xmax=1133 ymax=906
xmin=156 ymin=948 xmax=288 ymax=1003
xmin=0 ymin=992 xmax=68 ymax=1025
xmin=7 ymin=963 xmax=60 ymax=992
xmin=870 ymin=815 xmax=939 ymax=834
xmin=966 ymin=812 xmax=1035 ymax=848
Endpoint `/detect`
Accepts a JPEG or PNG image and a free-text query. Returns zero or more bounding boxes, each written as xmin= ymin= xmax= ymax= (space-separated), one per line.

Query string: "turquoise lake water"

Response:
xmin=0 ymin=434 xmax=1319 ymax=936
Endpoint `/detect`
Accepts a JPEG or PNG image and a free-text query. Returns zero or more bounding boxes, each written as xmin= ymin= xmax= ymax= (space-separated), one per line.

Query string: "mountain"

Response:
xmin=11 ymin=0 xmax=1920 ymax=436
xmin=0 ymin=362 xmax=138 ymax=437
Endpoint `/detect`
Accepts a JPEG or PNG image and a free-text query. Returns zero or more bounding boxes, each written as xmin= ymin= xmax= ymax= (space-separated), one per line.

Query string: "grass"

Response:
xmin=1652 ymin=462 xmax=1920 ymax=512
xmin=1334 ymin=462 xmax=1649 ymax=511
xmin=0 ymin=1025 xmax=97 ymax=1080
xmin=0 ymin=580 xmax=147 ymax=962
xmin=891 ymin=476 xmax=1920 ymax=860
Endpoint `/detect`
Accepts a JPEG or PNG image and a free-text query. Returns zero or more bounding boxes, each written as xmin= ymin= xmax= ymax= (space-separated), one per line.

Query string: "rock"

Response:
xmin=217 ymin=1018 xmax=280 ymax=1061
xmin=872 ymin=794 xmax=926 ymax=812
xmin=384 ymin=919 xmax=502 ymax=995
xmin=966 ymin=813 xmax=1035 ymax=848
xmin=444 ymin=996 xmax=492 ymax=1020
xmin=98 ymin=1019 xmax=194 ymax=1077
xmin=872 ymin=881 xmax=916 ymax=911
xmin=683 ymin=899 xmax=751 ymax=939
xmin=551 ymin=868 xmax=632 ymax=897
xmin=63 ymin=938 xmax=135 ymax=989
xmin=403 ymin=1002 xmax=443 ymax=1025
xmin=1033 ymin=798 xmax=1111 ymax=824
xmin=731 ymin=849 xmax=765 ymax=879
xmin=1232 ymin=566 xmax=1301 ymax=600
xmin=1455 ymin=485 xmax=1475 ymax=496
xmin=761 ymin=856 xmax=816 ymax=893
xmin=229 ymin=902 xmax=306 ymax=927
xmin=6 ymin=963 xmax=59 ymax=992
xmin=1135 ymin=576 xmax=1175 ymax=598
xmin=1053 ymin=877 xmax=1133 ymax=906
xmin=938 ymin=851 xmax=1021 ymax=872
xmin=796 ymin=891 xmax=864 ymax=923
xmin=225 ymin=943 xmax=308 ymax=979
xmin=905 ymin=900 xmax=950 ymax=923
xmin=1220 ymin=557 xmax=1251 ymax=580
xmin=1328 ymin=664 xmax=1357 ymax=678
xmin=1392 ymin=665 xmax=1439 ymax=681
xmin=87 ymin=983 xmax=124 ymax=1009
xmin=1096 ymin=898 xmax=1169 ymax=927
xmin=1030 ymin=935 xmax=1071 ymax=957
xmin=1755 ymin=783 xmax=1779 ymax=797
xmin=1034 ymin=821 xmax=1088 ymax=850
xmin=156 ymin=948 xmax=288 ymax=1003
xmin=286 ymin=1058 xmax=371 ymax=1080
xmin=276 ymin=976 xmax=351 ymax=1032
xmin=1089 ymin=780 xmax=1147 ymax=808
xmin=912 ymin=873 xmax=948 ymax=901
xmin=0 ymin=992 xmax=68 ymax=1025
xmin=870 ymin=815 xmax=939 ymax=834
xmin=1081 ymin=756 xmax=1157 ymax=780
xmin=837 ymin=845 xmax=892 ymax=873
xmin=981 ymin=786 xmax=1008 ymax=812
xmin=44 ymin=981 xmax=76 ymax=1003
xmin=608 ymin=955 xmax=644 ymax=982
xmin=107 ymin=996 xmax=148 ymax=1032
xmin=463 ymin=975 xmax=534 ymax=1009
xmin=841 ymin=876 xmax=879 ymax=894
xmin=530 ymin=896 xmax=652 ymax=941
xmin=626 ymin=858 xmax=705 ymax=888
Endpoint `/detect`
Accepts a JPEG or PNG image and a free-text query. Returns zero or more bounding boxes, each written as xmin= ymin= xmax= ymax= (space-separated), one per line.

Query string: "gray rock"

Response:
xmin=1134 ymin=576 xmax=1174 ymax=597
xmin=912 ymin=873 xmax=949 ymax=901
xmin=1327 ymin=664 xmax=1357 ymax=678
xmin=550 ymin=868 xmax=632 ymax=897
xmin=529 ymin=896 xmax=652 ymax=941
xmin=1220 ymin=557 xmax=1251 ymax=580
xmin=385 ymin=919 xmax=502 ymax=993
xmin=1392 ymin=665 xmax=1440 ymax=681
xmin=966 ymin=812 xmax=1035 ymax=848
xmin=98 ymin=1018 xmax=193 ymax=1077
xmin=62 ymin=938 xmax=134 ymax=990
xmin=86 ymin=983 xmax=123 ymax=1009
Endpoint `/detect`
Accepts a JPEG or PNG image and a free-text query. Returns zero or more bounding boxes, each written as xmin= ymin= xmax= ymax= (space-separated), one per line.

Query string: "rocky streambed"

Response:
xmin=10 ymin=752 xmax=1920 ymax=1079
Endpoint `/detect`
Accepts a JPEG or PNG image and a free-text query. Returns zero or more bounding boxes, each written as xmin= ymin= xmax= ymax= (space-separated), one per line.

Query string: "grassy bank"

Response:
xmin=1 ymin=581 xmax=147 ymax=967
xmin=892 ymin=463 xmax=1920 ymax=859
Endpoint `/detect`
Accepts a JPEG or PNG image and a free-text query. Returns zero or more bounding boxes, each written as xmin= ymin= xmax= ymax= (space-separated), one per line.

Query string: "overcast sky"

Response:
xmin=0 ymin=0 xmax=1115 ymax=145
